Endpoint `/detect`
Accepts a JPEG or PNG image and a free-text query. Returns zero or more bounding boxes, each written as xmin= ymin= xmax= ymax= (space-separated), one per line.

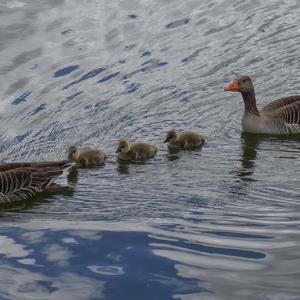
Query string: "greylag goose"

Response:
xmin=0 ymin=160 xmax=71 ymax=204
xmin=116 ymin=139 xmax=157 ymax=162
xmin=224 ymin=75 xmax=300 ymax=134
xmin=68 ymin=144 xmax=106 ymax=167
xmin=164 ymin=129 xmax=204 ymax=149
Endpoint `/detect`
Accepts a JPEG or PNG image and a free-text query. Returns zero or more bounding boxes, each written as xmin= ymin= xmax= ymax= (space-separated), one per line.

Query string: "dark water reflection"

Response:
xmin=0 ymin=225 xmax=209 ymax=300
xmin=1 ymin=0 xmax=300 ymax=299
xmin=239 ymin=133 xmax=300 ymax=175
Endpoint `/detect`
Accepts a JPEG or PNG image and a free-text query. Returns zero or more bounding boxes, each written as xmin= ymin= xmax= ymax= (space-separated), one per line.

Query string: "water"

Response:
xmin=0 ymin=0 xmax=300 ymax=299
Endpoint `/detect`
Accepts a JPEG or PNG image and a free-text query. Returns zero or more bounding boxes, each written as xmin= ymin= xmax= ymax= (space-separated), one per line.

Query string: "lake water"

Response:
xmin=0 ymin=0 xmax=300 ymax=299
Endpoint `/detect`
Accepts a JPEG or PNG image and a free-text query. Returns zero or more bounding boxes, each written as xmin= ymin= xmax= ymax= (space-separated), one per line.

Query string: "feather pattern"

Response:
xmin=261 ymin=96 xmax=300 ymax=114
xmin=0 ymin=160 xmax=71 ymax=203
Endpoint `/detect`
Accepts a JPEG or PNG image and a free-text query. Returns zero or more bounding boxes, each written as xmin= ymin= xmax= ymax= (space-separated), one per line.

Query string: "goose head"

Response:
xmin=164 ymin=129 xmax=179 ymax=143
xmin=116 ymin=139 xmax=130 ymax=154
xmin=68 ymin=144 xmax=79 ymax=160
xmin=224 ymin=75 xmax=254 ymax=94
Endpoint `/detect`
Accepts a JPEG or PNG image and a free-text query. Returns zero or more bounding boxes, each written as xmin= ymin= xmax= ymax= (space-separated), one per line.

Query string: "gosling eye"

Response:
xmin=242 ymin=79 xmax=246 ymax=83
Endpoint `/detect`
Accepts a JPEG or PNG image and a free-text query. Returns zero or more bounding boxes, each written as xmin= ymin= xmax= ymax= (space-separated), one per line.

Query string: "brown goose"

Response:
xmin=164 ymin=129 xmax=204 ymax=149
xmin=0 ymin=160 xmax=71 ymax=204
xmin=224 ymin=75 xmax=300 ymax=134
xmin=68 ymin=145 xmax=106 ymax=167
xmin=116 ymin=139 xmax=157 ymax=162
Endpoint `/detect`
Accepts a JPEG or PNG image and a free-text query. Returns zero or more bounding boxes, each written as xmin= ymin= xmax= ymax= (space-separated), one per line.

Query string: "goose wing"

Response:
xmin=269 ymin=100 xmax=300 ymax=134
xmin=273 ymin=101 xmax=300 ymax=125
xmin=0 ymin=160 xmax=71 ymax=203
xmin=261 ymin=96 xmax=300 ymax=133
xmin=261 ymin=95 xmax=300 ymax=114
xmin=0 ymin=160 xmax=72 ymax=172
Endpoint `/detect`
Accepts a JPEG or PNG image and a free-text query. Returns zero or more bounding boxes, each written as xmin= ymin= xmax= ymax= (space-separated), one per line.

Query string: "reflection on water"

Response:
xmin=1 ymin=0 xmax=300 ymax=299
xmin=117 ymin=161 xmax=130 ymax=174
xmin=239 ymin=133 xmax=300 ymax=178
xmin=166 ymin=148 xmax=181 ymax=161
xmin=230 ymin=133 xmax=300 ymax=199
xmin=239 ymin=133 xmax=259 ymax=176
xmin=67 ymin=166 xmax=79 ymax=186
xmin=0 ymin=224 xmax=208 ymax=300
xmin=1 ymin=217 xmax=299 ymax=300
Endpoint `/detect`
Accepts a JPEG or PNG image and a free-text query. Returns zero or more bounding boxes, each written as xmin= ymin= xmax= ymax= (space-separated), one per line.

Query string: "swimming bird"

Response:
xmin=0 ymin=160 xmax=72 ymax=204
xmin=224 ymin=75 xmax=300 ymax=135
xmin=116 ymin=139 xmax=157 ymax=162
xmin=164 ymin=129 xmax=204 ymax=149
xmin=68 ymin=144 xmax=106 ymax=167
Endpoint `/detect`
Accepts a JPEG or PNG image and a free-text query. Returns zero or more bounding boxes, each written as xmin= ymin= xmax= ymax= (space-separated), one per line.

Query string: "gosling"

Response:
xmin=68 ymin=144 xmax=106 ymax=167
xmin=164 ymin=129 xmax=204 ymax=150
xmin=116 ymin=139 xmax=157 ymax=162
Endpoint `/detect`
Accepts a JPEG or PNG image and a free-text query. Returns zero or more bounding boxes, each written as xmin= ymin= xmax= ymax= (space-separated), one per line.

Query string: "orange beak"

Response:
xmin=224 ymin=79 xmax=239 ymax=92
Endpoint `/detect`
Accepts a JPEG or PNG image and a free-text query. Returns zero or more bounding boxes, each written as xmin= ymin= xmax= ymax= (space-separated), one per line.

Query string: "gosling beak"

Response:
xmin=224 ymin=79 xmax=239 ymax=92
xmin=116 ymin=148 xmax=120 ymax=153
xmin=164 ymin=137 xmax=169 ymax=143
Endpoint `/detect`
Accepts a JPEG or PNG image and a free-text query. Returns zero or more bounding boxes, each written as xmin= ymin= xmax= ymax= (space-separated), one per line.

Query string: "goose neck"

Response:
xmin=241 ymin=91 xmax=260 ymax=116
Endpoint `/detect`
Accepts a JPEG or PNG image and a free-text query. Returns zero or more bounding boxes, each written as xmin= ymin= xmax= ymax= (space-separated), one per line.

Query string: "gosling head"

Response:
xmin=224 ymin=75 xmax=254 ymax=94
xmin=116 ymin=139 xmax=130 ymax=154
xmin=164 ymin=129 xmax=179 ymax=143
xmin=68 ymin=144 xmax=79 ymax=160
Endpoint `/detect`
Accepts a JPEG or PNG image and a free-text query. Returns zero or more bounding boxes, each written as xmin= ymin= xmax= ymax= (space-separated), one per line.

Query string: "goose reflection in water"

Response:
xmin=117 ymin=161 xmax=130 ymax=175
xmin=234 ymin=132 xmax=300 ymax=182
xmin=67 ymin=166 xmax=79 ymax=186
xmin=235 ymin=132 xmax=260 ymax=181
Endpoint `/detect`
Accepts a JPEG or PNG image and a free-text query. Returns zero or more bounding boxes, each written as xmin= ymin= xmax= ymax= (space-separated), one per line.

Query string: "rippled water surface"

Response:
xmin=0 ymin=0 xmax=300 ymax=299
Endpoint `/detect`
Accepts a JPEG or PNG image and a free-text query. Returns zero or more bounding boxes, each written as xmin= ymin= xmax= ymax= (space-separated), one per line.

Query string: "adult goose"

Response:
xmin=224 ymin=75 xmax=300 ymax=135
xmin=0 ymin=160 xmax=71 ymax=204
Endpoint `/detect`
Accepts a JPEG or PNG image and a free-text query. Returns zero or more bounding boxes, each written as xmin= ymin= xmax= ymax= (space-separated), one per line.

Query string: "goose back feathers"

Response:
xmin=0 ymin=160 xmax=71 ymax=204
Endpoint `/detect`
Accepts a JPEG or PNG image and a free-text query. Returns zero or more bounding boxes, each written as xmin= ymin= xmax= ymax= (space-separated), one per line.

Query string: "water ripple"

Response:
xmin=0 ymin=0 xmax=300 ymax=299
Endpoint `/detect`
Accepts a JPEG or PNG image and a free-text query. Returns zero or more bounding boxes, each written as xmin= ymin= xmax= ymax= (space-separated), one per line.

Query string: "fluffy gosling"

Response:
xmin=164 ymin=129 xmax=204 ymax=150
xmin=68 ymin=144 xmax=106 ymax=167
xmin=116 ymin=139 xmax=157 ymax=162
